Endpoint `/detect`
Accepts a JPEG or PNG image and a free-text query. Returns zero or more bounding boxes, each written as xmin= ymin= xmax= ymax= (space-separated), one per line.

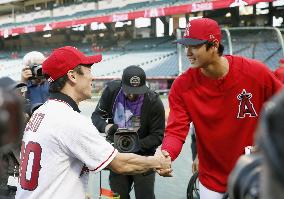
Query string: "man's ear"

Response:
xmin=67 ymin=70 xmax=76 ymax=83
xmin=210 ymin=40 xmax=219 ymax=52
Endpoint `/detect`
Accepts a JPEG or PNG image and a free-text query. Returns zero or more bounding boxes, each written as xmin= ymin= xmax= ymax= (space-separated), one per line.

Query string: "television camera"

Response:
xmin=106 ymin=116 xmax=141 ymax=153
xmin=113 ymin=128 xmax=140 ymax=153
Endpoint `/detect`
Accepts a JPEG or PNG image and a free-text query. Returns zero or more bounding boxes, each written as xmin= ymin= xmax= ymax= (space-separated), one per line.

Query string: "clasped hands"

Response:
xmin=154 ymin=149 xmax=173 ymax=177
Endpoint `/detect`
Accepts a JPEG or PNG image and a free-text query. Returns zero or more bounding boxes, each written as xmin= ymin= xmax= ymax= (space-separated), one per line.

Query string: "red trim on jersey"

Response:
xmin=89 ymin=148 xmax=117 ymax=172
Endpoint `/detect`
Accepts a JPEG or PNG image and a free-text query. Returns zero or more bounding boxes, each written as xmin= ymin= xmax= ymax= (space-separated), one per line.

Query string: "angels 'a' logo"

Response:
xmin=237 ymin=89 xmax=257 ymax=118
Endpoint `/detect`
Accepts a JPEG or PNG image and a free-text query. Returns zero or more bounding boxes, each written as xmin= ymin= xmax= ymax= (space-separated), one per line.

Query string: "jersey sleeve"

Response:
xmin=161 ymin=80 xmax=192 ymax=161
xmin=59 ymin=115 xmax=118 ymax=172
xmin=255 ymin=60 xmax=283 ymax=98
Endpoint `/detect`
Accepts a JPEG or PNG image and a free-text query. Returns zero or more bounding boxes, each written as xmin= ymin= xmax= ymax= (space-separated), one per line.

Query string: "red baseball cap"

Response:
xmin=42 ymin=46 xmax=102 ymax=82
xmin=175 ymin=18 xmax=221 ymax=46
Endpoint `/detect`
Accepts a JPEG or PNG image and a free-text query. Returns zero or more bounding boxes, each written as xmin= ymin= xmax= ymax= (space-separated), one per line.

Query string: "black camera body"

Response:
xmin=113 ymin=128 xmax=140 ymax=153
xmin=227 ymin=154 xmax=262 ymax=199
xmin=29 ymin=64 xmax=44 ymax=80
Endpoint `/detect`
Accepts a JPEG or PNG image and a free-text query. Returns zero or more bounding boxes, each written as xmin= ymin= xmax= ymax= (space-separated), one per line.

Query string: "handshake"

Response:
xmin=154 ymin=149 xmax=173 ymax=177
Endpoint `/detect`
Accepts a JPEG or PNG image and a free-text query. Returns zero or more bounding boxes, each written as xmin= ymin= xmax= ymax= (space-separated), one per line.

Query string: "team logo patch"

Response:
xmin=209 ymin=34 xmax=215 ymax=40
xmin=237 ymin=89 xmax=257 ymax=118
xmin=130 ymin=76 xmax=140 ymax=87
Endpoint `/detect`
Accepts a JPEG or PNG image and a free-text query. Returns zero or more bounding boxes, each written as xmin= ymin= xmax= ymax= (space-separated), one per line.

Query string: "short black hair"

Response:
xmin=206 ymin=42 xmax=224 ymax=56
xmin=49 ymin=64 xmax=90 ymax=93
xmin=49 ymin=75 xmax=68 ymax=93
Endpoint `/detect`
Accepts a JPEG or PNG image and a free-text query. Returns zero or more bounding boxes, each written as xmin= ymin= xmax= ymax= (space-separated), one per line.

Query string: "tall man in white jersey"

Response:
xmin=16 ymin=46 xmax=171 ymax=199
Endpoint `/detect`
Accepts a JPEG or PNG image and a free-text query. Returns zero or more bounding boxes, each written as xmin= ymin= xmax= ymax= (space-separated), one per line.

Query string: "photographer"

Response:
xmin=92 ymin=65 xmax=165 ymax=199
xmin=0 ymin=78 xmax=25 ymax=199
xmin=227 ymin=90 xmax=284 ymax=199
xmin=257 ymin=90 xmax=284 ymax=199
xmin=21 ymin=51 xmax=49 ymax=108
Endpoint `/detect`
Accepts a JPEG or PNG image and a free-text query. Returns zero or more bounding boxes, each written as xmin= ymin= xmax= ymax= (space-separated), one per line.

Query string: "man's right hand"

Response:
xmin=155 ymin=149 xmax=173 ymax=177
xmin=105 ymin=124 xmax=118 ymax=136
xmin=21 ymin=67 xmax=32 ymax=83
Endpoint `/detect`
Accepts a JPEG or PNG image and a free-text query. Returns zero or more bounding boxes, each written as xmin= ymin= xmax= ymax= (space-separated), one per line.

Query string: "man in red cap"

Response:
xmin=16 ymin=46 xmax=171 ymax=199
xmin=156 ymin=18 xmax=282 ymax=199
xmin=274 ymin=58 xmax=284 ymax=83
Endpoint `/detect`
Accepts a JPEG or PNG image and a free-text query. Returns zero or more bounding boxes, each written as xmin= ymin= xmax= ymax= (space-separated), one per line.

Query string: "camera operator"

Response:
xmin=0 ymin=78 xmax=25 ymax=199
xmin=21 ymin=51 xmax=49 ymax=108
xmin=257 ymin=90 xmax=284 ymax=199
xmin=92 ymin=65 xmax=165 ymax=199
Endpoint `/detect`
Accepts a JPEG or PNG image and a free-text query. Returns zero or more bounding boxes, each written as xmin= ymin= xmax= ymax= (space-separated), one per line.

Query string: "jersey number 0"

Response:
xmin=19 ymin=141 xmax=42 ymax=191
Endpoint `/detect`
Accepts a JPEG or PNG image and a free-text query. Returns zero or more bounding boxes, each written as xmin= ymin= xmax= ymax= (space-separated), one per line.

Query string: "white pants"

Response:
xmin=200 ymin=182 xmax=224 ymax=199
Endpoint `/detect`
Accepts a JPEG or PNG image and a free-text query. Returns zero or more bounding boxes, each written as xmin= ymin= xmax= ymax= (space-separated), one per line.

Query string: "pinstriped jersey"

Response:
xmin=16 ymin=99 xmax=117 ymax=199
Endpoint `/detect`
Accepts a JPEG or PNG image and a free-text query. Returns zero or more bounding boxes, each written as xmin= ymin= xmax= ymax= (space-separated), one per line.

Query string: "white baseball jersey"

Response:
xmin=16 ymin=98 xmax=117 ymax=199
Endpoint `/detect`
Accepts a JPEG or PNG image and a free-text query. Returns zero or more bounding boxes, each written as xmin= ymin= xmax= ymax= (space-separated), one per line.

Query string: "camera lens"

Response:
xmin=122 ymin=138 xmax=131 ymax=148
xmin=118 ymin=135 xmax=134 ymax=152
xmin=29 ymin=65 xmax=44 ymax=79
xmin=113 ymin=129 xmax=140 ymax=153
xmin=35 ymin=67 xmax=43 ymax=77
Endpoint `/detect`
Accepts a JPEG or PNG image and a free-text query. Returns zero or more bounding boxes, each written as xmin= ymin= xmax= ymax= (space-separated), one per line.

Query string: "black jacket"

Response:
xmin=92 ymin=80 xmax=165 ymax=156
xmin=0 ymin=143 xmax=20 ymax=198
